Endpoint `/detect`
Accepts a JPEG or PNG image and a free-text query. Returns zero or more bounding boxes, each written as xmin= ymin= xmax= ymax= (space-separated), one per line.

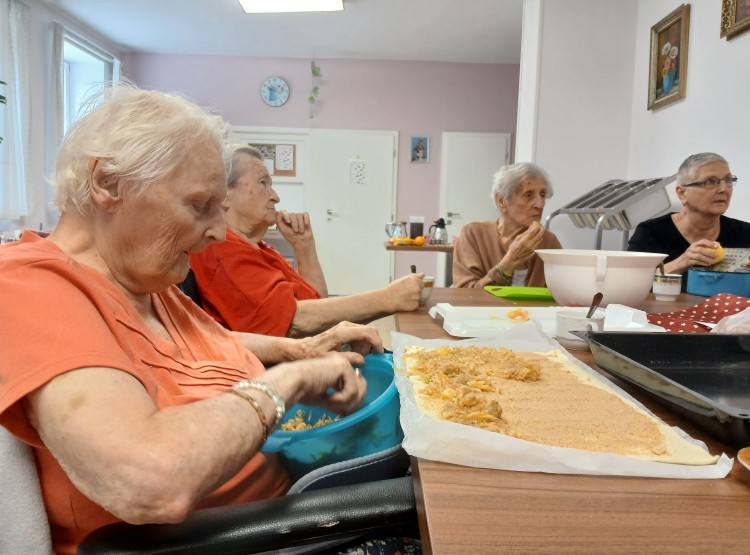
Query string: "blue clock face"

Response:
xmin=260 ymin=77 xmax=290 ymax=107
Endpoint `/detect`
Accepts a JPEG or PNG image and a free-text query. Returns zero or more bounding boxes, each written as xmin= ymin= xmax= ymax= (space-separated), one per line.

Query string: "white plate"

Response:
xmin=428 ymin=303 xmax=665 ymax=338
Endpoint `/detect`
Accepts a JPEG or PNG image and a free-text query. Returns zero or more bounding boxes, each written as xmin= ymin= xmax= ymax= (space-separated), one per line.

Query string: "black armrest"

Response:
xmin=78 ymin=476 xmax=417 ymax=555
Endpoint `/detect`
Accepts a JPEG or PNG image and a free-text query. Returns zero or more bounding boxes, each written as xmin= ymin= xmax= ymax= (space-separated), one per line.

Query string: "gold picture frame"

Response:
xmin=648 ymin=4 xmax=690 ymax=111
xmin=721 ymin=0 xmax=750 ymax=39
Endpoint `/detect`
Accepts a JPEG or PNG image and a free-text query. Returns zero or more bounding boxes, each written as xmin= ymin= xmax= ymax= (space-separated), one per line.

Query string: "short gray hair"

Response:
xmin=491 ymin=162 xmax=553 ymax=201
xmin=54 ymin=83 xmax=229 ymax=216
xmin=676 ymin=152 xmax=727 ymax=185
xmin=227 ymin=145 xmax=264 ymax=189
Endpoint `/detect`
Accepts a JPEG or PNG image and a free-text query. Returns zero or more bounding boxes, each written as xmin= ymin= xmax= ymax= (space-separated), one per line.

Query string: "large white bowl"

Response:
xmin=536 ymin=249 xmax=667 ymax=307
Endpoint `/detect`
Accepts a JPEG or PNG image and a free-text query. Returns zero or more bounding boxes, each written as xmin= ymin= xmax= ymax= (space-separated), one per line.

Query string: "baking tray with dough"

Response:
xmin=585 ymin=331 xmax=750 ymax=448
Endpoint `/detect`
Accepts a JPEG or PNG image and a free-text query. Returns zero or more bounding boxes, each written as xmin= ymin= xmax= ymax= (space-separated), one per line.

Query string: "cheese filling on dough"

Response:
xmin=403 ymin=345 xmax=718 ymax=465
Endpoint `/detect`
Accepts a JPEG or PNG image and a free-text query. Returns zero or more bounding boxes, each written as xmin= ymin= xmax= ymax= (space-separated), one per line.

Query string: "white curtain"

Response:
xmin=47 ymin=22 xmax=65 ymax=226
xmin=0 ymin=0 xmax=30 ymax=220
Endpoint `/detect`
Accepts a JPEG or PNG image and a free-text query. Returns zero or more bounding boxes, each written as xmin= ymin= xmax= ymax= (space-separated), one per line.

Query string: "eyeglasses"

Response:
xmin=683 ymin=175 xmax=738 ymax=189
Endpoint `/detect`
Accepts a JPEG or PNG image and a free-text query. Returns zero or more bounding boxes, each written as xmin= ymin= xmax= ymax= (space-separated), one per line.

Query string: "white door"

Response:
xmin=438 ymin=132 xmax=511 ymax=285
xmin=307 ymin=130 xmax=397 ymax=295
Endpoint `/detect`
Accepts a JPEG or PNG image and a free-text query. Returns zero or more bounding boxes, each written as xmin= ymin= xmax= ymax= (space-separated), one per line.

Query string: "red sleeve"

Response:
xmin=191 ymin=233 xmax=320 ymax=336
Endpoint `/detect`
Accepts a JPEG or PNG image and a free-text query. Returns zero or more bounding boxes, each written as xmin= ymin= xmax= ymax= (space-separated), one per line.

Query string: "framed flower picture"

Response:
xmin=721 ymin=0 xmax=750 ymax=40
xmin=647 ymin=4 xmax=691 ymax=111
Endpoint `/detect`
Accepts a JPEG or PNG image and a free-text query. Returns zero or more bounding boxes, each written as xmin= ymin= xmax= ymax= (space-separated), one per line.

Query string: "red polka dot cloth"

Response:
xmin=647 ymin=293 xmax=750 ymax=333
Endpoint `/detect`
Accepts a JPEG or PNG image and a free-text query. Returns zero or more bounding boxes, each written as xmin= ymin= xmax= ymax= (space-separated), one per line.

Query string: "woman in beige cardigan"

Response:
xmin=453 ymin=162 xmax=562 ymax=288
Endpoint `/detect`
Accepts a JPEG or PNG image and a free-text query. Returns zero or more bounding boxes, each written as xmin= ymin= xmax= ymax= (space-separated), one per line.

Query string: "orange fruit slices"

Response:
xmin=390 ymin=236 xmax=415 ymax=246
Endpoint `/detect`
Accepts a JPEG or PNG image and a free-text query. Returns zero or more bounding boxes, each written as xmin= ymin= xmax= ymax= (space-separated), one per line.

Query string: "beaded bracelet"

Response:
xmin=494 ymin=263 xmax=513 ymax=283
xmin=227 ymin=389 xmax=269 ymax=443
xmin=233 ymin=380 xmax=286 ymax=429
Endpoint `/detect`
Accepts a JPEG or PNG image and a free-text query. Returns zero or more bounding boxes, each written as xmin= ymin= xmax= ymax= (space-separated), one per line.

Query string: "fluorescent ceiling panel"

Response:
xmin=239 ymin=0 xmax=343 ymax=13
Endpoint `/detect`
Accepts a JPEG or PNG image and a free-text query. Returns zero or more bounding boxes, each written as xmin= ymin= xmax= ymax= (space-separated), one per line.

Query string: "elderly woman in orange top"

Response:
xmin=0 ymin=85 xmax=380 ymax=555
xmin=189 ymin=146 xmax=423 ymax=337
xmin=453 ymin=162 xmax=562 ymax=288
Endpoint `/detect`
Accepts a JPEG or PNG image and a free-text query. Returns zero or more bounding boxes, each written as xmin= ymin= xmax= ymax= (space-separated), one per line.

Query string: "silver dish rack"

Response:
xmin=544 ymin=175 xmax=676 ymax=249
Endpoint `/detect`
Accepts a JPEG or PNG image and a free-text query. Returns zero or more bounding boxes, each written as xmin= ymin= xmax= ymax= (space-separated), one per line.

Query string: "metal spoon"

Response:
xmin=585 ymin=292 xmax=603 ymax=319
xmin=658 ymin=262 xmax=665 ymax=276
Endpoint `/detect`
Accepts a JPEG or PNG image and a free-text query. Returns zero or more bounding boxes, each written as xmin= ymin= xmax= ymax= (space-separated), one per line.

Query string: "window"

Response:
xmin=40 ymin=26 xmax=120 ymax=228
xmin=62 ymin=32 xmax=120 ymax=133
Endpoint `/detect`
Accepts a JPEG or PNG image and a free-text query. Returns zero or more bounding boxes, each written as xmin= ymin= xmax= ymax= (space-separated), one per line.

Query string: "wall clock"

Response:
xmin=260 ymin=76 xmax=290 ymax=107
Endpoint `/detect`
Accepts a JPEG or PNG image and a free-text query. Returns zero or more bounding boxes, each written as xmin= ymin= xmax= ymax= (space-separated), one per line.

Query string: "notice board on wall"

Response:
xmin=249 ymin=143 xmax=297 ymax=177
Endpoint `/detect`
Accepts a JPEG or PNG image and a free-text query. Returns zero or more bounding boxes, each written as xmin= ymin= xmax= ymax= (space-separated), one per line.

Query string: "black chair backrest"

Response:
xmin=178 ymin=269 xmax=203 ymax=307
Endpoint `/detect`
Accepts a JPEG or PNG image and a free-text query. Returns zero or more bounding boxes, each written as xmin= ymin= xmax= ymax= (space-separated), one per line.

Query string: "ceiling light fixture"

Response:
xmin=239 ymin=0 xmax=344 ymax=13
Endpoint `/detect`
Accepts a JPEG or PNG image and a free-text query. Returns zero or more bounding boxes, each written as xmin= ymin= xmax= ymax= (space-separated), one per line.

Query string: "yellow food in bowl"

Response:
xmin=281 ymin=409 xmax=339 ymax=431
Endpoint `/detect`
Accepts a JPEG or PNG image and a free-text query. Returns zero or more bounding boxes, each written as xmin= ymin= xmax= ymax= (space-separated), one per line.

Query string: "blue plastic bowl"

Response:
xmin=261 ymin=353 xmax=403 ymax=481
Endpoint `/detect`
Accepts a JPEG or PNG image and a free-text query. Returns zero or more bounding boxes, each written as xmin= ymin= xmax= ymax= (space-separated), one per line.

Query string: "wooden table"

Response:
xmin=384 ymin=241 xmax=455 ymax=254
xmin=395 ymin=288 xmax=750 ymax=554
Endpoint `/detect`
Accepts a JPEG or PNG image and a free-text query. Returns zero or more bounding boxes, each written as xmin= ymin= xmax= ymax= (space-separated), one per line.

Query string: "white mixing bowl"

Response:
xmin=536 ymin=249 xmax=667 ymax=307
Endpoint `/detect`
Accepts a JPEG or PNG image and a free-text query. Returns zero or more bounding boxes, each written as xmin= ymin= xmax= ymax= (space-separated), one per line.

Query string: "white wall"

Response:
xmin=520 ymin=0 xmax=749 ymax=252
xmin=519 ymin=0 xmax=639 ymax=250
xmin=628 ymin=0 xmax=750 ymax=222
xmin=124 ymin=56 xmax=518 ymax=280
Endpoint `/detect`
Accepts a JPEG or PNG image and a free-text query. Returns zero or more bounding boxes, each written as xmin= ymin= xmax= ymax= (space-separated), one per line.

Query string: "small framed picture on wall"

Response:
xmin=721 ymin=0 xmax=750 ymax=40
xmin=647 ymin=4 xmax=690 ymax=111
xmin=410 ymin=136 xmax=429 ymax=163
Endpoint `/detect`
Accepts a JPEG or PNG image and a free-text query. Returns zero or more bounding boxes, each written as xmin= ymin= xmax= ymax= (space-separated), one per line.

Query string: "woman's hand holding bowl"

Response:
xmin=266 ymin=353 xmax=367 ymax=416
xmin=300 ymin=321 xmax=384 ymax=361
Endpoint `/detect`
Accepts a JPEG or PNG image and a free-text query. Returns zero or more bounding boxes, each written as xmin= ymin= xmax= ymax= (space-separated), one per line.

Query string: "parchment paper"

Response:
xmin=392 ymin=323 xmax=733 ymax=479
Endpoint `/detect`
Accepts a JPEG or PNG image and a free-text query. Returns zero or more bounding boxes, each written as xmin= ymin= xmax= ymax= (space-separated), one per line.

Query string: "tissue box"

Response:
xmin=686 ymin=269 xmax=750 ymax=297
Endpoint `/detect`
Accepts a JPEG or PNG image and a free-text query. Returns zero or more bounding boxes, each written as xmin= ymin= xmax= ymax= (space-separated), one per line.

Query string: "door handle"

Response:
xmin=326 ymin=209 xmax=339 ymax=216
xmin=447 ymin=211 xmax=461 ymax=217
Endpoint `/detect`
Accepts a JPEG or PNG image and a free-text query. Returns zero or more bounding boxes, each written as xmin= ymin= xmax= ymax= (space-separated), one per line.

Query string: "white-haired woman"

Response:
xmin=0 ymin=85 xmax=382 ymax=554
xmin=628 ymin=152 xmax=750 ymax=289
xmin=453 ymin=162 xmax=562 ymax=288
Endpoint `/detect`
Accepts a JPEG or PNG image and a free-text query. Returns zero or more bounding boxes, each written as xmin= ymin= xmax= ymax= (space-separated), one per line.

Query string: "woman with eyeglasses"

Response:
xmin=628 ymin=152 xmax=750 ymax=287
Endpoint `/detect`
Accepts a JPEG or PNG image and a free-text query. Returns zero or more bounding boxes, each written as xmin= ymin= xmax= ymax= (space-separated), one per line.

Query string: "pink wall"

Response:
xmin=125 ymin=54 xmax=519 ymax=276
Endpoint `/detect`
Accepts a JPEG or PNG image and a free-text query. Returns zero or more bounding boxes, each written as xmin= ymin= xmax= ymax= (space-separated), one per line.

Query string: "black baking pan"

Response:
xmin=580 ymin=332 xmax=750 ymax=448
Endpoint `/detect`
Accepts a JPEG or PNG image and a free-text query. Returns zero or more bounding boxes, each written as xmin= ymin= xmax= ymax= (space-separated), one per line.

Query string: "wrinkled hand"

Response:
xmin=276 ymin=210 xmax=315 ymax=246
xmin=667 ymin=239 xmax=721 ymax=274
xmin=268 ymin=353 xmax=367 ymax=416
xmin=385 ymin=273 xmax=423 ymax=312
xmin=299 ymin=321 xmax=384 ymax=364
xmin=502 ymin=221 xmax=545 ymax=272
